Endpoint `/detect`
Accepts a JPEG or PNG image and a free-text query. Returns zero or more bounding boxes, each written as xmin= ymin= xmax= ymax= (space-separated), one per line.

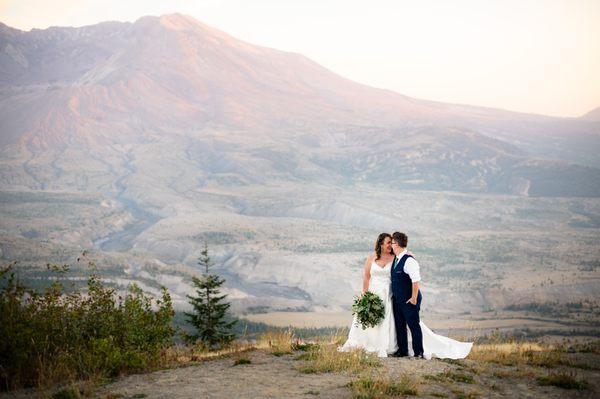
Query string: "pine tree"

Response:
xmin=184 ymin=243 xmax=236 ymax=348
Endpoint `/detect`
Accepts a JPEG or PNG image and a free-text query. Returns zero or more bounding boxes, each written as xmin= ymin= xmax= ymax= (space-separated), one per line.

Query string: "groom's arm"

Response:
xmin=405 ymin=257 xmax=421 ymax=305
xmin=409 ymin=282 xmax=419 ymax=304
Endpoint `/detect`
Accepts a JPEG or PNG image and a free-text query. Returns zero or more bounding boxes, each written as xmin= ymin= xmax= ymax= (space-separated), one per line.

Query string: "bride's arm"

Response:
xmin=362 ymin=254 xmax=374 ymax=294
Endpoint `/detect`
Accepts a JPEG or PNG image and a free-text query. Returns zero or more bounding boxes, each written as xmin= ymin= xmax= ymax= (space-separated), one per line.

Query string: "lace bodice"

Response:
xmin=370 ymin=260 xmax=392 ymax=282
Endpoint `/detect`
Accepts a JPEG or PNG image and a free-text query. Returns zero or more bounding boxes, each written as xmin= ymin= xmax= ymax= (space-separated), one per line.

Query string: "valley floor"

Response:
xmin=242 ymin=310 xmax=599 ymax=338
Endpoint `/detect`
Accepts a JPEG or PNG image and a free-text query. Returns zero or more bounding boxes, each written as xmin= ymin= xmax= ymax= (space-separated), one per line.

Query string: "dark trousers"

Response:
xmin=392 ymin=291 xmax=424 ymax=356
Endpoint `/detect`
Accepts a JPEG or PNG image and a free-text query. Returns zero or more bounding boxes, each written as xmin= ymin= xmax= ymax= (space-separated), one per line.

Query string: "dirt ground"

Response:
xmin=2 ymin=348 xmax=598 ymax=398
xmin=87 ymin=349 xmax=599 ymax=399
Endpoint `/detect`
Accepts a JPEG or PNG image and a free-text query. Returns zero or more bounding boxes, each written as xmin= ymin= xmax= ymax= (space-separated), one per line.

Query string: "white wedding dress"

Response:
xmin=339 ymin=260 xmax=397 ymax=357
xmin=339 ymin=260 xmax=473 ymax=359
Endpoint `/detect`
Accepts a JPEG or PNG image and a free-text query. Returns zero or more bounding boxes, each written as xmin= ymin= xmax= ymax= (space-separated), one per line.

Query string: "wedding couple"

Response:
xmin=340 ymin=232 xmax=473 ymax=359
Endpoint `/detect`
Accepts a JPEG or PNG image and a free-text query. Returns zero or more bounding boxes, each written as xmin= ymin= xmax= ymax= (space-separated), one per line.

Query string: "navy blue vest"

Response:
xmin=391 ymin=254 xmax=415 ymax=301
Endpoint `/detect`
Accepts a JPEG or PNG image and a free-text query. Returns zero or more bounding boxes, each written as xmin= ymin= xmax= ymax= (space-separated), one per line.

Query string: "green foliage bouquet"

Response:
xmin=351 ymin=291 xmax=385 ymax=330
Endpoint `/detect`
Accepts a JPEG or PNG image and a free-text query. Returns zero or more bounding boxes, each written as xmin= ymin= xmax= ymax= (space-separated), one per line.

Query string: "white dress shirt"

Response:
xmin=395 ymin=250 xmax=421 ymax=282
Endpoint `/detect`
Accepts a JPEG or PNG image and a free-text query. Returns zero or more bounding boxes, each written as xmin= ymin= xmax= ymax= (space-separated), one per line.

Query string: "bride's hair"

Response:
xmin=374 ymin=233 xmax=392 ymax=260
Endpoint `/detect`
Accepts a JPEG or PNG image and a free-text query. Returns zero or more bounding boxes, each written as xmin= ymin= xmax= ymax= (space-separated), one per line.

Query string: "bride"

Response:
xmin=339 ymin=233 xmax=473 ymax=359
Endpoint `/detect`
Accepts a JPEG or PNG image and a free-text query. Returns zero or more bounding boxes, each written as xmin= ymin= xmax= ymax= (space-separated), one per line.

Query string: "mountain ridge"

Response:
xmin=0 ymin=14 xmax=591 ymax=121
xmin=581 ymin=106 xmax=600 ymax=121
xmin=0 ymin=14 xmax=578 ymax=121
xmin=0 ymin=13 xmax=599 ymax=196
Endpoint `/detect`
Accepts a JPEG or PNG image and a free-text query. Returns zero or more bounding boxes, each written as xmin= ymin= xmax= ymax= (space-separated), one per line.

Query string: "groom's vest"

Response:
xmin=391 ymin=254 xmax=415 ymax=301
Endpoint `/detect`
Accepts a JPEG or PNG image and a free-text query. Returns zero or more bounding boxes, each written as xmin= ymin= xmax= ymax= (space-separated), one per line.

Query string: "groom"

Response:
xmin=390 ymin=232 xmax=424 ymax=358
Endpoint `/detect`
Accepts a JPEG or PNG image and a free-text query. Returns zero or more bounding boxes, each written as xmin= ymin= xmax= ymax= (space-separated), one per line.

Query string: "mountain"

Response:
xmin=1 ymin=14 xmax=599 ymax=198
xmin=1 ymin=15 xmax=599 ymax=317
xmin=581 ymin=106 xmax=600 ymax=121
xmin=0 ymin=15 xmax=555 ymax=146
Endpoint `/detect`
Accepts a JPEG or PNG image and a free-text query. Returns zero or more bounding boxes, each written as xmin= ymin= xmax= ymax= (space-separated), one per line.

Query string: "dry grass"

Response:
xmin=33 ymin=358 xmax=78 ymax=392
xmin=164 ymin=342 xmax=256 ymax=366
xmin=424 ymin=370 xmax=475 ymax=384
xmin=26 ymin=374 xmax=106 ymax=399
xmin=257 ymin=329 xmax=295 ymax=354
xmin=256 ymin=327 xmax=349 ymax=356
xmin=490 ymin=369 xmax=519 ymax=379
xmin=297 ymin=344 xmax=381 ymax=374
xmin=442 ymin=370 xmax=474 ymax=384
xmin=347 ymin=372 xmax=421 ymax=399
xmin=537 ymin=371 xmax=589 ymax=390
xmin=449 ymin=387 xmax=481 ymax=399
xmin=327 ymin=327 xmax=351 ymax=346
xmin=148 ymin=328 xmax=350 ymax=369
xmin=232 ymin=358 xmax=252 ymax=366
xmin=469 ymin=342 xmax=565 ymax=367
xmin=569 ymin=339 xmax=600 ymax=354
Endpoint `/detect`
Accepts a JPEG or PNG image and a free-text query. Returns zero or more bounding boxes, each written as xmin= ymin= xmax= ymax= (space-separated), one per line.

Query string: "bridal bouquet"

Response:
xmin=352 ymin=291 xmax=385 ymax=330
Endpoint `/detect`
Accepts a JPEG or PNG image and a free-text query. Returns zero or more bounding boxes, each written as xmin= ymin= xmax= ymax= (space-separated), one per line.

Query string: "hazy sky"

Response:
xmin=1 ymin=0 xmax=599 ymax=118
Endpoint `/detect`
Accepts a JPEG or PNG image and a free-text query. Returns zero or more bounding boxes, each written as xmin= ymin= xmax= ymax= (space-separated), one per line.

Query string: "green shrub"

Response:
xmin=0 ymin=258 xmax=175 ymax=391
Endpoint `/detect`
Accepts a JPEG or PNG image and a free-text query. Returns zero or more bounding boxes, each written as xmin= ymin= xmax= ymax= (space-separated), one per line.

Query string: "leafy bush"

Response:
xmin=0 ymin=258 xmax=175 ymax=391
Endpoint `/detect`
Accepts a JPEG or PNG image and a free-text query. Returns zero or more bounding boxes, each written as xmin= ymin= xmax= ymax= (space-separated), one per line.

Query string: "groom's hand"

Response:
xmin=406 ymin=297 xmax=417 ymax=305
